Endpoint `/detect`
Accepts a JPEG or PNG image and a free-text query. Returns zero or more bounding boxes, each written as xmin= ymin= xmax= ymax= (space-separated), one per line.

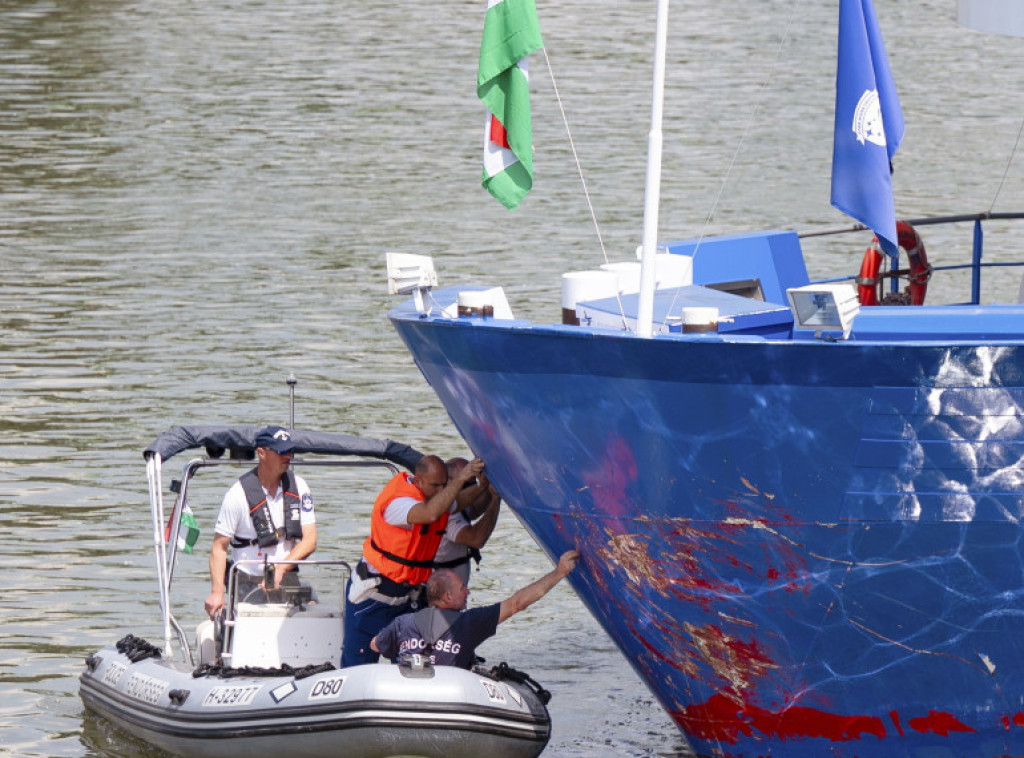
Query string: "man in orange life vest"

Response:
xmin=204 ymin=426 xmax=317 ymax=619
xmin=342 ymin=454 xmax=484 ymax=667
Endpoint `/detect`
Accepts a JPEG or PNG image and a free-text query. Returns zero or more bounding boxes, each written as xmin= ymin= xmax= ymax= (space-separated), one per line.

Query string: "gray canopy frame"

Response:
xmin=144 ymin=424 xmax=424 ymax=471
xmin=145 ymin=425 xmax=425 ymax=659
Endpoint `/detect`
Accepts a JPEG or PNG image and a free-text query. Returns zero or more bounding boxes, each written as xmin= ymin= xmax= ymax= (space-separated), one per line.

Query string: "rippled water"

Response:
xmin=2 ymin=0 xmax=1023 ymax=755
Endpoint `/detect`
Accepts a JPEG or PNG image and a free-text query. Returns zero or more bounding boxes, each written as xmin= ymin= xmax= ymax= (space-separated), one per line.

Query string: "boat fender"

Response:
xmin=212 ymin=610 xmax=224 ymax=649
xmin=856 ymin=221 xmax=930 ymax=306
xmin=234 ymin=468 xmax=303 ymax=548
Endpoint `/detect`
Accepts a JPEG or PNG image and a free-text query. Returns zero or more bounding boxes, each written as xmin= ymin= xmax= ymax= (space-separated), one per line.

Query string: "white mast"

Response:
xmin=636 ymin=0 xmax=670 ymax=338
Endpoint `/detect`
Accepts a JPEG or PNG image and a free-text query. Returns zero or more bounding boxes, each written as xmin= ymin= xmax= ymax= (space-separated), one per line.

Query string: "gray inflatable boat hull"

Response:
xmin=79 ymin=644 xmax=551 ymax=758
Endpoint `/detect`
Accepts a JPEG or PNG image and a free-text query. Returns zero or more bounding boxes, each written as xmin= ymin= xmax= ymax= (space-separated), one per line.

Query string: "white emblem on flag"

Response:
xmin=852 ymin=89 xmax=886 ymax=147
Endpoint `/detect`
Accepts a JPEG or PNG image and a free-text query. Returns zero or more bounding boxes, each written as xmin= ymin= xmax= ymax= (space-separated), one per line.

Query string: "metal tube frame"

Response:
xmin=148 ymin=456 xmax=398 ymax=664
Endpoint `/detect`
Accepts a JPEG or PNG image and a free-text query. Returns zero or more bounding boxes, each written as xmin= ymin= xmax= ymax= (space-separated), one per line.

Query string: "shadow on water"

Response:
xmin=79 ymin=712 xmax=172 ymax=758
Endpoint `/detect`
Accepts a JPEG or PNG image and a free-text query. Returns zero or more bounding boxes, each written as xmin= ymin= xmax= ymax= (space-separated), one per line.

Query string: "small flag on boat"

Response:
xmin=178 ymin=504 xmax=200 ymax=553
xmin=830 ymin=0 xmax=905 ymax=257
xmin=165 ymin=502 xmax=201 ymax=554
xmin=478 ymin=0 xmax=543 ymax=210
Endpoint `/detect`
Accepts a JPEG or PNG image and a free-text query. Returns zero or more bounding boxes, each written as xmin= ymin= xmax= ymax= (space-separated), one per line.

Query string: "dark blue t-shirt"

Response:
xmin=375 ymin=603 xmax=501 ymax=669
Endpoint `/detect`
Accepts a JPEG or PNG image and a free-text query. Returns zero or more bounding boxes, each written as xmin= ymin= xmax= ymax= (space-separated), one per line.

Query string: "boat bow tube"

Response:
xmin=80 ymin=635 xmax=551 ymax=758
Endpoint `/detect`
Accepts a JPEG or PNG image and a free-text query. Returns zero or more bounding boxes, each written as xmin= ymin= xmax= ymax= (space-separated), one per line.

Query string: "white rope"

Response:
xmin=656 ymin=5 xmax=800 ymax=331
xmin=541 ymin=47 xmax=609 ymax=267
xmin=541 ymin=47 xmax=628 ymax=329
xmin=989 ymin=113 xmax=1024 ymax=212
xmin=540 ymin=2 xmax=798 ymax=332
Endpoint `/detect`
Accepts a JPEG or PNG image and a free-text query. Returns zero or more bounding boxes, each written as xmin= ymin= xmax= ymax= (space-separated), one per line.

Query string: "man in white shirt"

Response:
xmin=432 ymin=458 xmax=501 ymax=585
xmin=204 ymin=426 xmax=317 ymax=618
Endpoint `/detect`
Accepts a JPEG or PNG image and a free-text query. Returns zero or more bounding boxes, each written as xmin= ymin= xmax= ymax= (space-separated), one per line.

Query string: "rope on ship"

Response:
xmin=192 ymin=661 xmax=337 ymax=679
xmin=114 ymin=633 xmax=547 ymax=699
xmin=116 ymin=634 xmax=163 ymax=662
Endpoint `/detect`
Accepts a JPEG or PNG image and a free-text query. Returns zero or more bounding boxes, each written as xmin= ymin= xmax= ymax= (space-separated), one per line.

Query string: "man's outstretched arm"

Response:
xmin=498 ymin=550 xmax=580 ymax=623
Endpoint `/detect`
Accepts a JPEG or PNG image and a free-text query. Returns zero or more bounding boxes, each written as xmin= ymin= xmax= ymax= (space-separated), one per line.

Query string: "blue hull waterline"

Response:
xmin=388 ymin=227 xmax=1024 ymax=758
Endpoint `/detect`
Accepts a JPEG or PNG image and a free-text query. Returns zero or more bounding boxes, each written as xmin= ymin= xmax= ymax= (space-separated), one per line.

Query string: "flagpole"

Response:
xmin=637 ymin=0 xmax=670 ymax=338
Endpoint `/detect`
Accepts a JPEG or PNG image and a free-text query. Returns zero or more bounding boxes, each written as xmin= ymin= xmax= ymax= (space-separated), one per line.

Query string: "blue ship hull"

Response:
xmin=389 ymin=263 xmax=1024 ymax=757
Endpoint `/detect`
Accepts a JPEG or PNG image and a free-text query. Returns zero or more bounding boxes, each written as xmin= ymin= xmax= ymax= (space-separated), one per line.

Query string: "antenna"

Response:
xmin=287 ymin=373 xmax=297 ymax=429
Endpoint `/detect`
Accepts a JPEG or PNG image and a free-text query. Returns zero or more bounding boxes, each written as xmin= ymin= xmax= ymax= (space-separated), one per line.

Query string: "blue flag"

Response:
xmin=830 ymin=0 xmax=904 ymax=257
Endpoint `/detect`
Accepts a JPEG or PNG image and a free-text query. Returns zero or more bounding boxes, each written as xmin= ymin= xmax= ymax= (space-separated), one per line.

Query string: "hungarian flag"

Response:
xmin=830 ymin=0 xmax=904 ymax=257
xmin=478 ymin=0 xmax=543 ymax=210
xmin=165 ymin=502 xmax=201 ymax=554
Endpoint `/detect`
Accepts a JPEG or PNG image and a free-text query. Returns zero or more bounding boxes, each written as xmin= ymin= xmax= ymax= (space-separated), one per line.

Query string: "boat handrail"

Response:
xmin=167 ymin=612 xmax=190 ymax=666
xmin=798 ymin=211 xmax=1024 ymax=305
xmin=796 ymin=210 xmax=1024 ymax=239
xmin=813 ymin=259 xmax=1024 ymax=291
xmin=152 ymin=454 xmax=400 ymax=659
xmin=167 ymin=457 xmax=397 ymax=588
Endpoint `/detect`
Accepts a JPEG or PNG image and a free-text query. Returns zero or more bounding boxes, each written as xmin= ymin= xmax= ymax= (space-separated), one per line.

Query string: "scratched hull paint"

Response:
xmin=390 ymin=296 xmax=1024 ymax=758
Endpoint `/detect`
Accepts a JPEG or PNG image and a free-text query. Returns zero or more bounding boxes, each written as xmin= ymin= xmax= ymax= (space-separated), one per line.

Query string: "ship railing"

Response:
xmin=799 ymin=210 xmax=1024 ymax=304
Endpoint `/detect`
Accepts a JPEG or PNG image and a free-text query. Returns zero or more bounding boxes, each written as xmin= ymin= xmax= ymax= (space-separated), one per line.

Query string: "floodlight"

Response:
xmin=386 ymin=252 xmax=437 ymax=313
xmin=786 ymin=283 xmax=860 ymax=338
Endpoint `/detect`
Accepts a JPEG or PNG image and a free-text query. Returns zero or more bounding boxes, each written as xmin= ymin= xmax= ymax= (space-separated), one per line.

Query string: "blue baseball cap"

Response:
xmin=255 ymin=426 xmax=296 ymax=453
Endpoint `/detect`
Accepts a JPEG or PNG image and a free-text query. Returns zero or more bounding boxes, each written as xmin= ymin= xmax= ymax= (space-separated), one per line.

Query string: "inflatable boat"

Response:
xmin=78 ymin=423 xmax=552 ymax=758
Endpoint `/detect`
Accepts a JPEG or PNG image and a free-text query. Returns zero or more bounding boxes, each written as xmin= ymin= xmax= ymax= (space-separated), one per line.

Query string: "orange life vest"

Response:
xmin=363 ymin=472 xmax=449 ymax=585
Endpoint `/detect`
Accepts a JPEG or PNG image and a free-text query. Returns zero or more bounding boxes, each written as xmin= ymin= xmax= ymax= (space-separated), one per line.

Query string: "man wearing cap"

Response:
xmin=204 ymin=426 xmax=317 ymax=619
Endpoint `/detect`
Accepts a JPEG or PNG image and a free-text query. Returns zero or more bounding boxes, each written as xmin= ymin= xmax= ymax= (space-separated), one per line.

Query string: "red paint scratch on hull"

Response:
xmin=673 ymin=695 xmax=982 ymax=748
xmin=674 ymin=693 xmax=888 ymax=744
xmin=907 ymin=710 xmax=976 ymax=736
xmin=890 ymin=709 xmax=904 ymax=736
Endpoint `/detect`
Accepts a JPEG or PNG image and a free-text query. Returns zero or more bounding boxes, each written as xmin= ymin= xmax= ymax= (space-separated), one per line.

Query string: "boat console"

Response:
xmin=219 ymin=600 xmax=343 ymax=669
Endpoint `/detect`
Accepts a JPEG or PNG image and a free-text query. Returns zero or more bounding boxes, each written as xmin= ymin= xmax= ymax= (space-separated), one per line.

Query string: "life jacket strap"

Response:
xmin=370 ymin=538 xmax=437 ymax=569
xmin=432 ymin=547 xmax=483 ymax=570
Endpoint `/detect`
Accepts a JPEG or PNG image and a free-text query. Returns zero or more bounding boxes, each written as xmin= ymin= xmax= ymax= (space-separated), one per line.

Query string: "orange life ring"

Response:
xmin=856 ymin=220 xmax=931 ymax=305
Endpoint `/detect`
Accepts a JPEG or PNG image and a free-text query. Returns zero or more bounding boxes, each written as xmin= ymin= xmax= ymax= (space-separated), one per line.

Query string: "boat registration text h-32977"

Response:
xmin=202 ymin=685 xmax=261 ymax=708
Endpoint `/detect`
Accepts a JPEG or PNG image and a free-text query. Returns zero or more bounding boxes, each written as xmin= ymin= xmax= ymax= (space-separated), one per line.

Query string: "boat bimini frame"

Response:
xmin=144 ymin=424 xmax=424 ymax=666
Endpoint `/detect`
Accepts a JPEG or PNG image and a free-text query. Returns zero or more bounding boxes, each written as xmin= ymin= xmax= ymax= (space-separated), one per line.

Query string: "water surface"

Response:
xmin=1 ymin=0 xmax=1022 ymax=755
